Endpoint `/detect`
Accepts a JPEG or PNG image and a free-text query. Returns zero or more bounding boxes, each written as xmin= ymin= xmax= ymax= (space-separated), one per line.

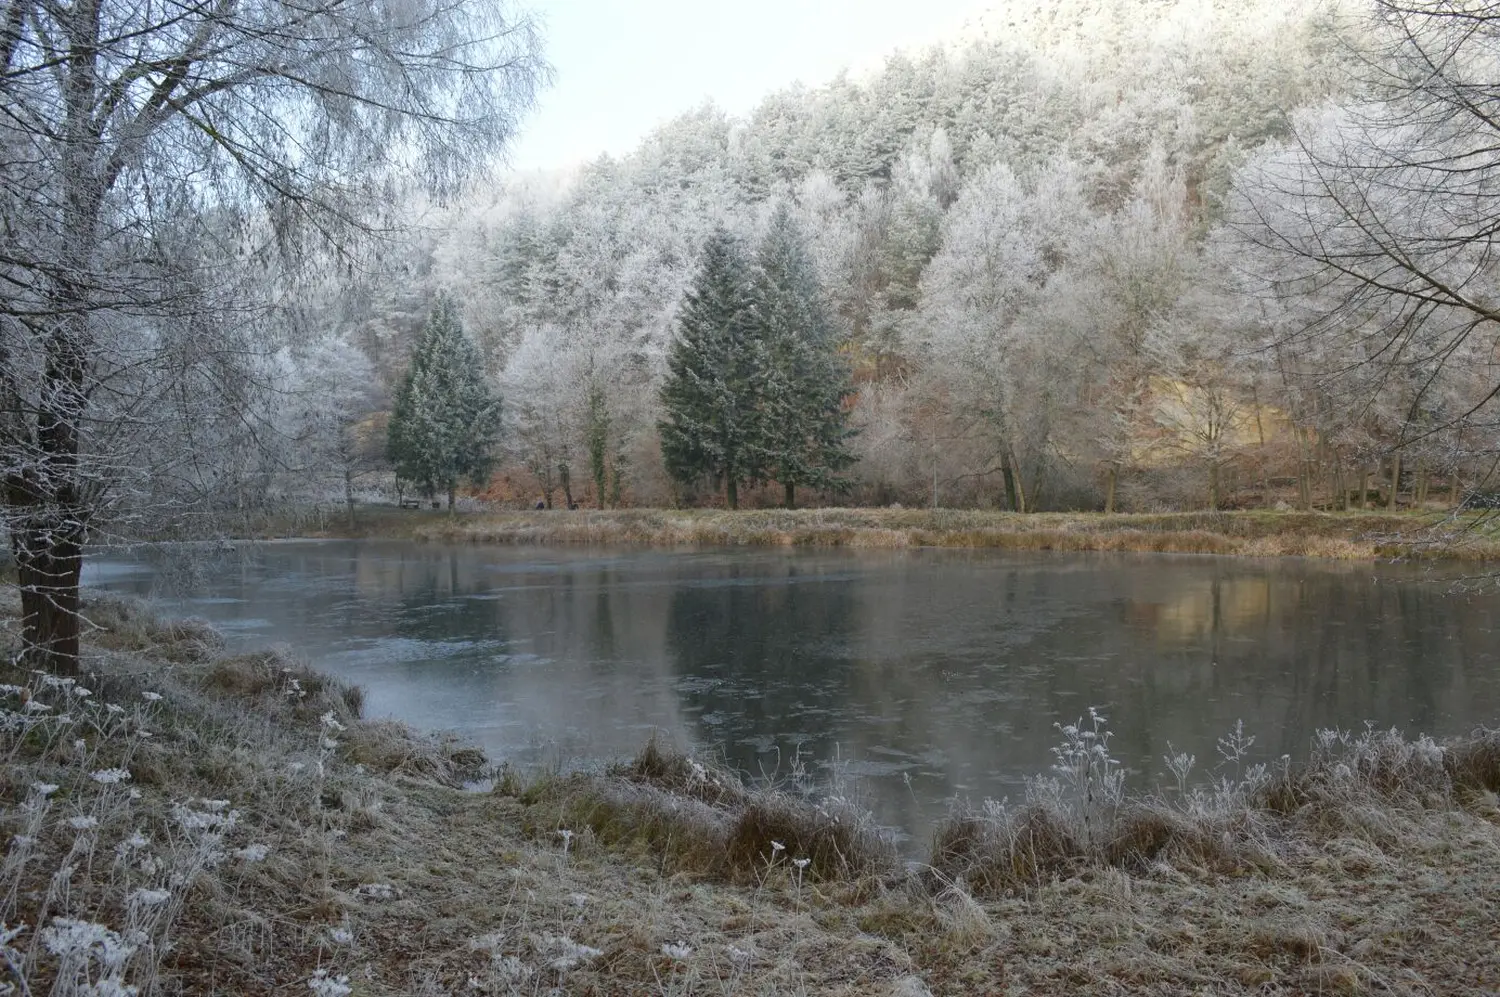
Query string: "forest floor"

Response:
xmin=273 ymin=506 xmax=1500 ymax=560
xmin=3 ymin=593 xmax=1499 ymax=995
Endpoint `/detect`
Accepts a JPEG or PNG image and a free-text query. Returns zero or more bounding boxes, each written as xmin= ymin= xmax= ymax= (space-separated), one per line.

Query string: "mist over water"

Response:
xmin=85 ymin=541 xmax=1500 ymax=843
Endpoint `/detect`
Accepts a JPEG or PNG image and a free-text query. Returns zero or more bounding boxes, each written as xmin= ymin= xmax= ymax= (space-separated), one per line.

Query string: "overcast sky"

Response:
xmin=505 ymin=0 xmax=992 ymax=171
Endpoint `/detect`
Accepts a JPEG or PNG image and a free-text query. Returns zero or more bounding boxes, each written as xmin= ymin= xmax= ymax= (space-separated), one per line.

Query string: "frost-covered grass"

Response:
xmin=3 ymin=593 xmax=1499 ymax=995
xmin=293 ymin=506 xmax=1500 ymax=561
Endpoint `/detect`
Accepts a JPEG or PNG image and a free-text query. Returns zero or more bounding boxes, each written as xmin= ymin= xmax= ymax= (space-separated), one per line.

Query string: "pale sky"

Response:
xmin=506 ymin=0 xmax=993 ymax=171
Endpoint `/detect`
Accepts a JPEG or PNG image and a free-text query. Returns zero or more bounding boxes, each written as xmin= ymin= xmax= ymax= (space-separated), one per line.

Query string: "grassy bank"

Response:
xmin=272 ymin=506 xmax=1500 ymax=560
xmin=3 ymin=600 xmax=1499 ymax=994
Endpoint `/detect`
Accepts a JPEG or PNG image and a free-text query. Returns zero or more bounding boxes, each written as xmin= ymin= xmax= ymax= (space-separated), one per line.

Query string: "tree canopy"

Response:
xmin=0 ymin=0 xmax=545 ymax=671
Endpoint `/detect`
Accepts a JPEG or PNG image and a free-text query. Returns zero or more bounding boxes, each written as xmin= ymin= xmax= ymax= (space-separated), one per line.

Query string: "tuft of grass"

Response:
xmin=613 ymin=733 xmax=749 ymax=807
xmin=930 ymin=804 xmax=1080 ymax=893
xmin=83 ymin=593 xmax=223 ymax=662
xmin=725 ymin=791 xmax=898 ymax=883
xmin=202 ymin=649 xmax=365 ymax=723
xmin=1103 ymin=803 xmax=1278 ymax=875
xmin=1444 ymin=727 xmax=1500 ymax=794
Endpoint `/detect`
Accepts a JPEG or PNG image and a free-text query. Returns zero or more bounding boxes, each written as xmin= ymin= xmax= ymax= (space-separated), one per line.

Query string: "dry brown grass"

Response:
xmin=276 ymin=506 xmax=1500 ymax=561
xmin=1444 ymin=727 xmax=1500 ymax=795
xmin=83 ymin=591 xmax=224 ymax=662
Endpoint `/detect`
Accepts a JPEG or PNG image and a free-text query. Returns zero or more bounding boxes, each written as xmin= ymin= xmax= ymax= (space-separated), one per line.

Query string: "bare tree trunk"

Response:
xmin=1251 ymin=382 xmax=1269 ymax=507
xmin=560 ymin=464 xmax=573 ymax=509
xmin=1416 ymin=463 xmax=1428 ymax=506
xmin=11 ymin=517 xmax=85 ymax=676
xmin=784 ymin=481 xmax=795 ymax=509
xmin=1104 ymin=464 xmax=1118 ymax=514
xmin=345 ymin=467 xmax=356 ymax=530
xmin=1333 ymin=451 xmax=1347 ymax=511
xmin=1011 ymin=446 xmax=1029 ymax=513
xmin=1358 ymin=468 xmax=1369 ymax=509
xmin=726 ymin=475 xmax=738 ymax=511
xmin=1209 ymin=462 xmax=1221 ymax=511
xmin=1452 ymin=468 xmax=1463 ymax=509
xmin=8 ymin=0 xmax=104 ymax=676
xmin=999 ymin=449 xmax=1029 ymax=513
xmin=447 ymin=483 xmax=456 ymax=512
xmin=1001 ymin=462 xmax=1019 ymax=512
xmin=1386 ymin=453 xmax=1402 ymax=510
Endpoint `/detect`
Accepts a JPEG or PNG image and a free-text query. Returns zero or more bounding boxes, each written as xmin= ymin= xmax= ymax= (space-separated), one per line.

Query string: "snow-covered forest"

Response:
xmin=14 ymin=0 xmax=1500 ymax=526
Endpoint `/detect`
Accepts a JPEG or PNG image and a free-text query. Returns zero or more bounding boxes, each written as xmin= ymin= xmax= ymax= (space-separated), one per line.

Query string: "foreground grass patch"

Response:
xmin=2 ymin=596 xmax=1498 ymax=994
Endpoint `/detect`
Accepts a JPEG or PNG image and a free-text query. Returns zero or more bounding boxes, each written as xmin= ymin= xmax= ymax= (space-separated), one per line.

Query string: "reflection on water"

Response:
xmin=84 ymin=541 xmax=1500 ymax=844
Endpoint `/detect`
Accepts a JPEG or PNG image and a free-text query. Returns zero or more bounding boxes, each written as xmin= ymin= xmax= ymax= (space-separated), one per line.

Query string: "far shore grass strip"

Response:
xmin=220 ymin=506 xmax=1500 ymax=561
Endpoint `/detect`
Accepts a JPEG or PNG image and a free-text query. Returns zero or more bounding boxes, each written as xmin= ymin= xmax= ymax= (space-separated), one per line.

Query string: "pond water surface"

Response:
xmin=83 ymin=540 xmax=1500 ymax=843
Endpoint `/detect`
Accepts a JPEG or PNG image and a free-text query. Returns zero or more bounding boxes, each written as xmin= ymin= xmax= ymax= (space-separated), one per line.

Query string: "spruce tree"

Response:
xmin=658 ymin=228 xmax=764 ymax=509
xmin=387 ymin=298 xmax=502 ymax=508
xmin=750 ymin=205 xmax=856 ymax=508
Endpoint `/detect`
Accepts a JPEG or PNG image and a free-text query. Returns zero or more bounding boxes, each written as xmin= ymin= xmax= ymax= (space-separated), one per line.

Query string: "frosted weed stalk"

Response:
xmin=1033 ymin=707 xmax=1124 ymax=850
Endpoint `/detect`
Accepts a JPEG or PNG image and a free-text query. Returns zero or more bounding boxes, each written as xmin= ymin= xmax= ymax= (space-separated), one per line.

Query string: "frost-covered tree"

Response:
xmin=1077 ymin=147 xmax=1196 ymax=511
xmin=658 ymin=229 xmax=763 ymax=509
xmin=387 ymin=300 xmax=502 ymax=508
xmin=0 ymin=0 xmax=544 ymax=672
xmin=501 ymin=325 xmax=581 ymax=508
xmin=1228 ymin=2 xmax=1500 ymax=493
xmin=284 ymin=338 xmax=386 ymax=526
xmin=750 ymin=205 xmax=856 ymax=507
xmin=917 ymin=160 xmax=1090 ymax=510
xmin=369 ymin=0 xmax=1387 ymax=511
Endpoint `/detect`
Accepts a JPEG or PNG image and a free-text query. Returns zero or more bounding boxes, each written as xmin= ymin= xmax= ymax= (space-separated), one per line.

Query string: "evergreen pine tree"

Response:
xmin=387 ymin=298 xmax=502 ymax=509
xmin=658 ymin=228 xmax=764 ymax=509
xmin=750 ymin=204 xmax=857 ymax=508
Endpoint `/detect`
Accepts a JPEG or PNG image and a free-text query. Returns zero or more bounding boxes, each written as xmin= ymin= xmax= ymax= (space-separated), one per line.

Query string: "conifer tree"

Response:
xmin=658 ymin=228 xmax=764 ymax=509
xmin=387 ymin=298 xmax=502 ymax=508
xmin=751 ymin=205 xmax=857 ymax=508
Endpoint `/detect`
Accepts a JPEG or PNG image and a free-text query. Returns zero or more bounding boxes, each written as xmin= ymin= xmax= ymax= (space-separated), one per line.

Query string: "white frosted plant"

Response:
xmin=537 ymin=933 xmax=602 ymax=973
xmin=307 ymin=968 xmax=352 ymax=997
xmin=233 ymin=844 xmax=270 ymax=863
xmin=39 ymin=917 xmax=137 ymax=995
xmin=1163 ymin=744 xmax=1195 ymax=797
xmin=1042 ymin=707 xmax=1125 ymax=850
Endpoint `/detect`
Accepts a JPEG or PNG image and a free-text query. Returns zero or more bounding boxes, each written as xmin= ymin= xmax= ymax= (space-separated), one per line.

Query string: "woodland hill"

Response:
xmin=242 ymin=0 xmax=1500 ymax=521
